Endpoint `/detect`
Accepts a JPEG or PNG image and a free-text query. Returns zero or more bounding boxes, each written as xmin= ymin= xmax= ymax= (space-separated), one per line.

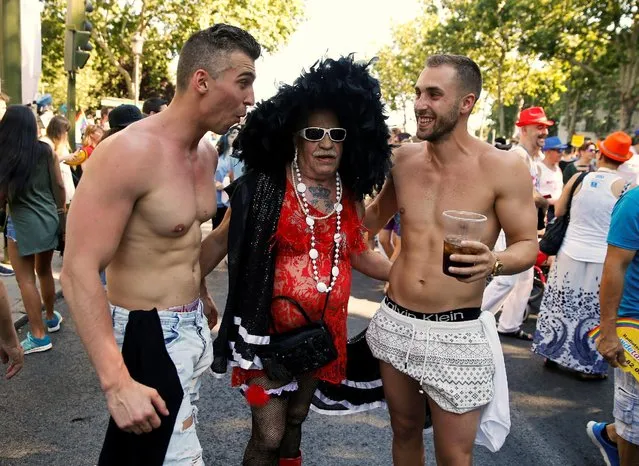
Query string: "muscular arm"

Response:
xmin=60 ymin=134 xmax=149 ymax=392
xmin=200 ymin=207 xmax=231 ymax=278
xmin=364 ymin=176 xmax=398 ymax=235
xmin=0 ymin=282 xmax=23 ymax=379
xmin=352 ymin=201 xmax=392 ymax=280
xmin=494 ymin=155 xmax=539 ymax=274
xmin=364 ymin=150 xmax=400 ymax=234
xmin=598 ymin=245 xmax=634 ymax=366
xmin=0 ymin=283 xmax=17 ymax=346
xmin=351 ymin=248 xmax=392 ymax=281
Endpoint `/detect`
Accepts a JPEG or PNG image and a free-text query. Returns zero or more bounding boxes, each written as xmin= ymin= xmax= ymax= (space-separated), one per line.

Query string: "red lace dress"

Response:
xmin=232 ymin=179 xmax=367 ymax=386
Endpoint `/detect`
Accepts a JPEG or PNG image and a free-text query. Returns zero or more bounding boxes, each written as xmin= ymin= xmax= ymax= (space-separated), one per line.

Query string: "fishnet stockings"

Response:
xmin=242 ymin=375 xmax=319 ymax=466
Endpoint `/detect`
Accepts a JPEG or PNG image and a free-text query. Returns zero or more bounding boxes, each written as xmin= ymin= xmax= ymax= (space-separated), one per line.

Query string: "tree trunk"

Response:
xmin=619 ymin=98 xmax=637 ymax=132
xmin=92 ymin=31 xmax=134 ymax=99
xmin=567 ymin=89 xmax=581 ymax=141
xmin=618 ymin=22 xmax=638 ymax=131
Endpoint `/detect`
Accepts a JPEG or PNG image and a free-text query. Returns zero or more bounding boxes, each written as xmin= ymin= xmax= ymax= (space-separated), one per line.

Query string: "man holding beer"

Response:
xmin=364 ymin=54 xmax=538 ymax=465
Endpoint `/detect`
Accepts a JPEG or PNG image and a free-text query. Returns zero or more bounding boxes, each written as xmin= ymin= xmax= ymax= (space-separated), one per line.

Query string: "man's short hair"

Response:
xmin=176 ymin=24 xmax=261 ymax=91
xmin=426 ymin=54 xmax=482 ymax=103
xmin=142 ymin=97 xmax=167 ymax=115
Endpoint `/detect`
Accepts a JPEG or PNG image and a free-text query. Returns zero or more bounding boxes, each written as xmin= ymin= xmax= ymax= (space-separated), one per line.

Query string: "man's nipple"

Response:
xmin=174 ymin=224 xmax=186 ymax=233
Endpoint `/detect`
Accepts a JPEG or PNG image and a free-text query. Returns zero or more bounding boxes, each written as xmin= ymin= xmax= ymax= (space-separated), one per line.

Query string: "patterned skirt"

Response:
xmin=531 ymin=251 xmax=608 ymax=375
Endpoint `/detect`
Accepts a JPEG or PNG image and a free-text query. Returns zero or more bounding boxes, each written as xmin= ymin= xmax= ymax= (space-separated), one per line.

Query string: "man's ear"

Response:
xmin=460 ymin=93 xmax=477 ymax=115
xmin=192 ymin=69 xmax=209 ymax=94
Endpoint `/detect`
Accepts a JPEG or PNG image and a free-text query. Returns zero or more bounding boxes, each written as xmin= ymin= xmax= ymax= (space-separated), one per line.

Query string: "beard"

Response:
xmin=415 ymin=101 xmax=460 ymax=143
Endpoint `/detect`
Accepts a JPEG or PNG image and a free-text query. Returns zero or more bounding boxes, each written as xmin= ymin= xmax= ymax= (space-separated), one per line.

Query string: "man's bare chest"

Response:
xmin=394 ymin=163 xmax=494 ymax=226
xmin=135 ymin=165 xmax=216 ymax=237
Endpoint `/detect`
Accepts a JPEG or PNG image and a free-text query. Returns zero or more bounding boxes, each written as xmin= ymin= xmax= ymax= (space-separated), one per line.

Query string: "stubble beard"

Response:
xmin=417 ymin=102 xmax=460 ymax=143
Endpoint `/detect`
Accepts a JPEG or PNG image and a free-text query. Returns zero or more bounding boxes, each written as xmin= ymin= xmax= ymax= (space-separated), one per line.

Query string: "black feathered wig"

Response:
xmin=236 ymin=55 xmax=392 ymax=201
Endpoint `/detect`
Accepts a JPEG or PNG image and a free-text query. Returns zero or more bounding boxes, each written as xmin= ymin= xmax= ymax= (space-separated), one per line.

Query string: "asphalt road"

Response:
xmin=0 ymin=267 xmax=614 ymax=466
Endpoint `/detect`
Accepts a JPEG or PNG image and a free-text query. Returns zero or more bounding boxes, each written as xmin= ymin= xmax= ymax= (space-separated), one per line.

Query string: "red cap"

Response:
xmin=515 ymin=107 xmax=554 ymax=127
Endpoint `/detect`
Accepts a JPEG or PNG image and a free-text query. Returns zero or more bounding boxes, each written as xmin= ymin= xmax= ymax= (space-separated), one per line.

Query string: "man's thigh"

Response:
xmin=163 ymin=319 xmax=212 ymax=465
xmin=428 ymin=397 xmax=480 ymax=460
xmin=380 ymin=361 xmax=426 ymax=432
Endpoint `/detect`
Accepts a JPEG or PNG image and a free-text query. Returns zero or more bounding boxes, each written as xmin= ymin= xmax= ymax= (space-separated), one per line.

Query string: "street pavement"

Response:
xmin=0 ymin=237 xmax=615 ymax=465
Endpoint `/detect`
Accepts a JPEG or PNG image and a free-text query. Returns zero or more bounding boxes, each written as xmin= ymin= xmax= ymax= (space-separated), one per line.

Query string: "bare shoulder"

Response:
xmin=197 ymin=135 xmax=218 ymax=164
xmin=198 ymin=135 xmax=217 ymax=156
xmin=83 ymin=127 xmax=159 ymax=193
xmin=479 ymin=143 xmax=530 ymax=193
xmin=479 ymin=142 xmax=526 ymax=171
xmin=392 ymin=142 xmax=425 ymax=168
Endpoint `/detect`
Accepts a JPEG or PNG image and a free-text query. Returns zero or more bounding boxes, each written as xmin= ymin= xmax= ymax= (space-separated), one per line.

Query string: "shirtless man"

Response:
xmin=364 ymin=54 xmax=538 ymax=465
xmin=60 ymin=24 xmax=260 ymax=464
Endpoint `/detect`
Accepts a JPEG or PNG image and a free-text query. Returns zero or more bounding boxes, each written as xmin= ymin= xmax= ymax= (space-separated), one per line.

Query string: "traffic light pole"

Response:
xmin=64 ymin=0 xmax=93 ymax=148
xmin=1 ymin=0 xmax=22 ymax=104
xmin=67 ymin=70 xmax=76 ymax=148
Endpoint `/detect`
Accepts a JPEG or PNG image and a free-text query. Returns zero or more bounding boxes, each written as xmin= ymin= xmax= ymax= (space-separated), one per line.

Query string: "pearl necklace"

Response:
xmin=291 ymin=159 xmax=342 ymax=293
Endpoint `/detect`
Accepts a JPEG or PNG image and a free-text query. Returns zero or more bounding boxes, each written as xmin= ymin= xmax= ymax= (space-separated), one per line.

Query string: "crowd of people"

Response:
xmin=1 ymin=22 xmax=639 ymax=466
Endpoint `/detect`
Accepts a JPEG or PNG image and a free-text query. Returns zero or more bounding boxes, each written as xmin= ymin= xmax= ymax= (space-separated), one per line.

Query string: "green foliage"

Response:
xmin=374 ymin=0 xmax=638 ymax=136
xmin=40 ymin=0 xmax=305 ymax=110
xmin=375 ymin=16 xmax=438 ymax=111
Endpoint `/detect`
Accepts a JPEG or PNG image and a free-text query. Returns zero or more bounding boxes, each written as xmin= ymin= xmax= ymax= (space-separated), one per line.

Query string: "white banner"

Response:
xmin=20 ymin=0 xmax=42 ymax=104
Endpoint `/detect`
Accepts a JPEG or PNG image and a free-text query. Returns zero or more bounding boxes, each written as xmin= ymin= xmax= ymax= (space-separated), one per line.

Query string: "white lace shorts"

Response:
xmin=366 ymin=300 xmax=495 ymax=414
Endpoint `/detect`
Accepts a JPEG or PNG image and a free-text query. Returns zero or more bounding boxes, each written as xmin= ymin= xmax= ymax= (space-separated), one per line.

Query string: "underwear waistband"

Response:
xmin=111 ymin=297 xmax=201 ymax=314
xmin=164 ymin=297 xmax=201 ymax=313
xmin=383 ymin=296 xmax=481 ymax=322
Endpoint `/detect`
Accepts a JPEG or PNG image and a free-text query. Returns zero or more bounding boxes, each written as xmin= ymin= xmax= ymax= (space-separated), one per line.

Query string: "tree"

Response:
xmin=375 ymin=16 xmax=438 ymax=112
xmin=40 ymin=0 xmax=305 ymax=108
xmin=374 ymin=0 xmax=569 ymax=137
xmin=522 ymin=0 xmax=639 ymax=131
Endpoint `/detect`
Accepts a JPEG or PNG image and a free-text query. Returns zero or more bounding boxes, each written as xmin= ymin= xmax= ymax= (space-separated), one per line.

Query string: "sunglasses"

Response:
xmin=297 ymin=127 xmax=347 ymax=142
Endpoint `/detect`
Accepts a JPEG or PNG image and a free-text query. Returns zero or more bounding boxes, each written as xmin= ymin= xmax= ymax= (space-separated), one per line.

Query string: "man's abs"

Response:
xmin=106 ymin=222 xmax=203 ymax=311
xmin=388 ymin=248 xmax=486 ymax=314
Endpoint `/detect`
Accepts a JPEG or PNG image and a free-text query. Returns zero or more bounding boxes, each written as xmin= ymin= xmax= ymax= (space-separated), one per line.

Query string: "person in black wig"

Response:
xmin=200 ymin=55 xmax=392 ymax=466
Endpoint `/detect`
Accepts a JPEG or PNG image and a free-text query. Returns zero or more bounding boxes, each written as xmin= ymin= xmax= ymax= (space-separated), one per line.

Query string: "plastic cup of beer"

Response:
xmin=442 ymin=210 xmax=487 ymax=279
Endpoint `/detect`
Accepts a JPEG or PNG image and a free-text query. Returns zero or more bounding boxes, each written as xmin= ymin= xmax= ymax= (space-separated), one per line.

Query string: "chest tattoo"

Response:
xmin=308 ymin=186 xmax=334 ymax=212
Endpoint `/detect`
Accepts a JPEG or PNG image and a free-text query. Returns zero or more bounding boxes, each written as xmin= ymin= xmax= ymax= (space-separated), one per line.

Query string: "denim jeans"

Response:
xmin=111 ymin=299 xmax=213 ymax=465
xmin=5 ymin=215 xmax=16 ymax=242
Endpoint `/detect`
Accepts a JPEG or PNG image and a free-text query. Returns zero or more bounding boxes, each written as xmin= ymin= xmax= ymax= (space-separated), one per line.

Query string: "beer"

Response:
xmin=442 ymin=238 xmax=475 ymax=278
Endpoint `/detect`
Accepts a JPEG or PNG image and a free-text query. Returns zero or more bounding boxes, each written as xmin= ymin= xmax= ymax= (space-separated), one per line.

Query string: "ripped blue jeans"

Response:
xmin=111 ymin=299 xmax=213 ymax=465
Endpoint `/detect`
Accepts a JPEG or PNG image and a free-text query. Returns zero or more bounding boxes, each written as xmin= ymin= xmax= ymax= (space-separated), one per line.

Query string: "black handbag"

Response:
xmin=539 ymin=171 xmax=588 ymax=255
xmin=260 ymin=294 xmax=338 ymax=382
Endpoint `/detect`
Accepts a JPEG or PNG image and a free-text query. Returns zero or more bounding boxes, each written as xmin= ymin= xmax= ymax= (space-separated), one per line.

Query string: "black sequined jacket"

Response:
xmin=211 ymin=168 xmax=286 ymax=375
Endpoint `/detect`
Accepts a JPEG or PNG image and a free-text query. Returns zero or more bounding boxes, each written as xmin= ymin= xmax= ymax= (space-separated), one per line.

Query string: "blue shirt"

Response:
xmin=215 ymin=154 xmax=233 ymax=207
xmin=607 ymin=187 xmax=639 ymax=318
xmin=232 ymin=157 xmax=245 ymax=180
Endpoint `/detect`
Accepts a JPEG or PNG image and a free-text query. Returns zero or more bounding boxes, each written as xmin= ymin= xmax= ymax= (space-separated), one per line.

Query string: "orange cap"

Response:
xmin=597 ymin=131 xmax=632 ymax=162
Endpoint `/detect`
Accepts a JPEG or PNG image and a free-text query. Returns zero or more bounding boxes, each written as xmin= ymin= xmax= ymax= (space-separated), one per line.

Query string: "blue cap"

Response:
xmin=36 ymin=93 xmax=52 ymax=107
xmin=634 ymin=128 xmax=639 ymax=136
xmin=543 ymin=136 xmax=568 ymax=151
